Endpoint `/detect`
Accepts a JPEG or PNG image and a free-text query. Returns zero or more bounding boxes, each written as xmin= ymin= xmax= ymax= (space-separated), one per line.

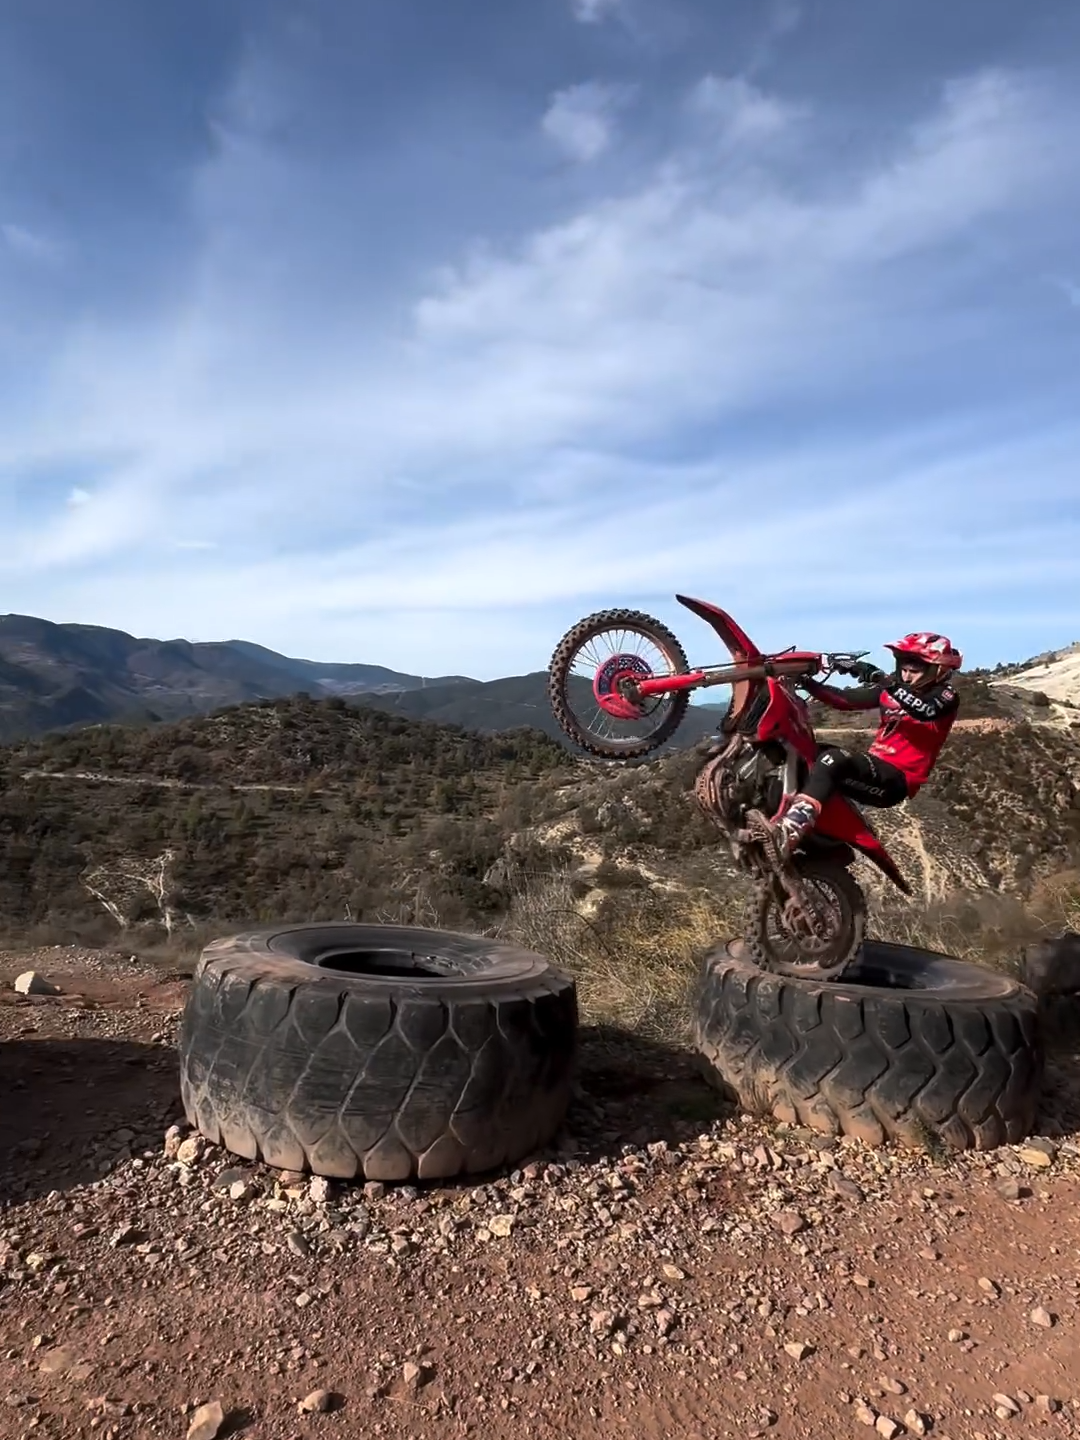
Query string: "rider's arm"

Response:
xmin=803 ymin=679 xmax=881 ymax=712
xmin=889 ymin=680 xmax=960 ymax=722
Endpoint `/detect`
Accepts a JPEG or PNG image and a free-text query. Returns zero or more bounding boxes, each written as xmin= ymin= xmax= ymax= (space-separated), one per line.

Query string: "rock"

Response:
xmin=401 ymin=1361 xmax=430 ymax=1393
xmin=783 ymin=1341 xmax=814 ymax=1361
xmin=363 ymin=1181 xmax=386 ymax=1201
xmin=570 ymin=1285 xmax=594 ymax=1303
xmin=995 ymin=1178 xmax=1029 ymax=1201
xmin=661 ymin=1264 xmax=686 ymax=1281
xmin=1036 ymin=1396 xmax=1062 ymax=1414
xmin=186 ymin=1400 xmax=225 ymax=1440
xmin=175 ymin=1136 xmax=205 ymax=1167
xmin=1029 ymin=1306 xmax=1055 ymax=1328
xmin=1018 ymin=1145 xmax=1054 ymax=1168
xmin=308 ymin=1176 xmax=332 ymax=1205
xmin=904 ymin=1410 xmax=930 ymax=1436
xmin=109 ymin=1225 xmax=146 ymax=1248
xmin=1021 ymin=932 xmax=1080 ymax=996
xmin=977 ymin=1278 xmax=1001 ymax=1298
xmin=228 ymin=1181 xmax=253 ymax=1202
xmin=589 ymin=1310 xmax=616 ymax=1337
xmin=772 ymin=1209 xmax=807 ymax=1237
xmin=298 ymin=1389 xmax=334 ymax=1414
xmin=286 ymin=1232 xmax=312 ymax=1259
xmin=38 ymin=1347 xmax=78 ymax=1375
xmin=295 ymin=1292 xmax=313 ymax=1309
xmin=827 ymin=1172 xmax=865 ymax=1201
xmin=992 ymin=1394 xmax=1020 ymax=1417
xmin=855 ymin=1404 xmax=879 ymax=1427
xmin=880 ymin=1377 xmax=907 ymax=1396
xmin=488 ymin=1214 xmax=515 ymax=1238
xmin=13 ymin=971 xmax=60 ymax=996
xmin=875 ymin=1418 xmax=902 ymax=1440
xmin=946 ymin=1329 xmax=967 ymax=1343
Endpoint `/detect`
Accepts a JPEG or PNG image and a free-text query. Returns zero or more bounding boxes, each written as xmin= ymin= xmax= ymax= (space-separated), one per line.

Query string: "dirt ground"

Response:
xmin=0 ymin=947 xmax=1078 ymax=1440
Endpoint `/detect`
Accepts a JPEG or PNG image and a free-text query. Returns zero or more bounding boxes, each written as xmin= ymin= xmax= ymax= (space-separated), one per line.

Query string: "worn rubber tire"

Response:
xmin=693 ymin=939 xmax=1042 ymax=1150
xmin=178 ymin=923 xmax=578 ymax=1180
xmin=547 ymin=608 xmax=690 ymax=758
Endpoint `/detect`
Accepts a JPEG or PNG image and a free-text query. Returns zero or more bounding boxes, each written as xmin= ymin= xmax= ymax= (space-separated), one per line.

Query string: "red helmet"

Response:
xmin=886 ymin=632 xmax=962 ymax=681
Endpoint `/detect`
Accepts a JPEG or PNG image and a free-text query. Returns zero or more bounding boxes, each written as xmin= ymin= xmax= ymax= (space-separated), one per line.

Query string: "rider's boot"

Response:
xmin=771 ymin=793 xmax=822 ymax=855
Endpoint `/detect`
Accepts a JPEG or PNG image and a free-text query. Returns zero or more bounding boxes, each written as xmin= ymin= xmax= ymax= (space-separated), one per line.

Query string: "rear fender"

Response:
xmin=817 ymin=796 xmax=912 ymax=894
xmin=675 ymin=596 xmax=761 ymax=660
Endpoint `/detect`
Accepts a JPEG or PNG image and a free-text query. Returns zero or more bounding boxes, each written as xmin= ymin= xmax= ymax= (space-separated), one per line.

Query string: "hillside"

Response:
xmin=358 ymin=671 xmax=725 ymax=749
xmin=1 ymin=692 xmax=1077 ymax=969
xmin=0 ymin=614 xmax=472 ymax=742
xmin=991 ymin=644 xmax=1080 ymax=708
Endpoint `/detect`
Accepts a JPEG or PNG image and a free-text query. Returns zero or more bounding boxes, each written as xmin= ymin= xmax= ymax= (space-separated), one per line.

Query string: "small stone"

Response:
xmin=1036 ymin=1396 xmax=1062 ymax=1414
xmin=946 ymin=1329 xmax=967 ymax=1343
xmin=38 ymin=1347 xmax=78 ymax=1375
xmin=589 ymin=1310 xmax=616 ymax=1337
xmin=363 ymin=1181 xmax=386 ymax=1201
xmin=570 ymin=1285 xmax=594 ymax=1302
xmin=904 ymin=1411 xmax=930 ymax=1436
xmin=186 ymin=1400 xmax=225 ymax=1440
xmin=109 ymin=1225 xmax=145 ymax=1248
xmin=661 ymin=1264 xmax=686 ymax=1281
xmin=977 ymin=1278 xmax=1000 ymax=1298
xmin=655 ymin=1308 xmax=676 ymax=1337
xmin=298 ymin=1389 xmax=333 ymax=1414
xmin=991 ymin=1394 xmax=1020 ymax=1417
xmin=401 ymin=1361 xmax=430 ymax=1393
xmin=880 ymin=1377 xmax=907 ymax=1396
xmin=855 ymin=1404 xmax=879 ymax=1427
xmin=995 ymin=1178 xmax=1029 ymax=1201
xmin=175 ymin=1136 xmax=204 ymax=1167
xmin=308 ymin=1176 xmax=332 ymax=1205
xmin=295 ymin=1292 xmax=313 ymax=1309
xmin=783 ymin=1341 xmax=814 ymax=1361
xmin=488 ymin=1214 xmax=515 ymax=1238
xmin=1018 ymin=1146 xmax=1053 ymax=1168
xmin=228 ymin=1181 xmax=252 ymax=1202
xmin=827 ymin=1172 xmax=865 ymax=1201
xmin=1029 ymin=1306 xmax=1054 ymax=1328
xmin=875 ymin=1418 xmax=902 ymax=1440
xmin=286 ymin=1232 xmax=312 ymax=1259
xmin=390 ymin=1236 xmax=414 ymax=1258
xmin=772 ymin=1209 xmax=807 ymax=1237
xmin=13 ymin=971 xmax=60 ymax=996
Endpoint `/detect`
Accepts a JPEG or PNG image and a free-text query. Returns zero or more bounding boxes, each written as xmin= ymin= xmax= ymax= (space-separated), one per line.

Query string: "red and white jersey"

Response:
xmin=805 ymin=677 xmax=960 ymax=794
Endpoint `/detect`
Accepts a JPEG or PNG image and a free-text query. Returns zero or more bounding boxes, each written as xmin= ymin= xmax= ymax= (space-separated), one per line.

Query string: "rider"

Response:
xmin=772 ymin=632 xmax=962 ymax=854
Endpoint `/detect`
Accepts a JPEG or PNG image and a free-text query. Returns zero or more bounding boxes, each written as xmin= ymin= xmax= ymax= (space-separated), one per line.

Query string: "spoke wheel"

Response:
xmin=745 ymin=859 xmax=865 ymax=980
xmin=548 ymin=609 xmax=690 ymax=758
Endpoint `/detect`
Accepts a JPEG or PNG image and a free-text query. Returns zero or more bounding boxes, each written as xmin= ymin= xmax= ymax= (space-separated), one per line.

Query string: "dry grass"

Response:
xmin=498 ymin=874 xmax=742 ymax=1044
xmin=500 ymin=865 xmax=1080 ymax=1045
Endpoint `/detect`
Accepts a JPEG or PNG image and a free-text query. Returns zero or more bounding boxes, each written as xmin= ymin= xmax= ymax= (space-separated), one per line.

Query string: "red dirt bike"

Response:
xmin=547 ymin=596 xmax=912 ymax=979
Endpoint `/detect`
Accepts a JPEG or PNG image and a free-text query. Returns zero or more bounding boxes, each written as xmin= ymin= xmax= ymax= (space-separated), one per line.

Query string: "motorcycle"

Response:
xmin=547 ymin=595 xmax=912 ymax=979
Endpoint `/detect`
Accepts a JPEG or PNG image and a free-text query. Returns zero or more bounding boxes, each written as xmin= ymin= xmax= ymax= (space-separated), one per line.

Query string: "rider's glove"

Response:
xmin=850 ymin=659 xmax=885 ymax=685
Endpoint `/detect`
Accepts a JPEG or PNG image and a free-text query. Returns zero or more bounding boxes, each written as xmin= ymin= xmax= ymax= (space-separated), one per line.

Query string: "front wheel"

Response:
xmin=745 ymin=858 xmax=866 ymax=980
xmin=548 ymin=608 xmax=690 ymax=759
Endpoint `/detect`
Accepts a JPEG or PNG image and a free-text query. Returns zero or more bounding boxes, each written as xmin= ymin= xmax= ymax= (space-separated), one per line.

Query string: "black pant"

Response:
xmin=803 ymin=747 xmax=909 ymax=809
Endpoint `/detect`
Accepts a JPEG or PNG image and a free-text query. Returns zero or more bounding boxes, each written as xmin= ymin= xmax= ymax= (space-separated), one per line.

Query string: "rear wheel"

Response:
xmin=745 ymin=857 xmax=865 ymax=980
xmin=548 ymin=609 xmax=691 ymax=759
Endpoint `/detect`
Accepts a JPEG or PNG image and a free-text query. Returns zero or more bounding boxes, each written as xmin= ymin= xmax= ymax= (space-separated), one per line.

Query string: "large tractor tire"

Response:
xmin=694 ymin=939 xmax=1041 ymax=1150
xmin=179 ymin=924 xmax=578 ymax=1181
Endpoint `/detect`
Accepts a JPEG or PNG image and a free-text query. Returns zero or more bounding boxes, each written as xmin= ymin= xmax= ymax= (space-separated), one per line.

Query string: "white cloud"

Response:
xmin=1 ymin=223 xmax=65 ymax=265
xmin=67 ymin=487 xmax=92 ymax=508
xmin=570 ymin=0 xmax=623 ymax=24
xmin=1050 ymin=275 xmax=1080 ymax=308
xmin=542 ymin=82 xmax=631 ymax=163
xmin=688 ymin=74 xmax=804 ymax=143
xmin=1 ymin=65 xmax=1077 ymax=673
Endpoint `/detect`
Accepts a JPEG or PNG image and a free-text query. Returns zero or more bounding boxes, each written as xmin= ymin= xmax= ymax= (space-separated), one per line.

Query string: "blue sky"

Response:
xmin=2 ymin=0 xmax=1079 ymax=679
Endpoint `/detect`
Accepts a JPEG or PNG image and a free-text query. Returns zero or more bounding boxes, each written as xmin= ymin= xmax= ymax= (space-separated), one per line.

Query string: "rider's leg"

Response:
xmin=772 ymin=748 xmax=906 ymax=852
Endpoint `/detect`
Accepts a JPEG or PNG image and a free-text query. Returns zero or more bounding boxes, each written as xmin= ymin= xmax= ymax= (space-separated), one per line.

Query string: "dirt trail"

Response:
xmin=0 ymin=947 xmax=1077 ymax=1440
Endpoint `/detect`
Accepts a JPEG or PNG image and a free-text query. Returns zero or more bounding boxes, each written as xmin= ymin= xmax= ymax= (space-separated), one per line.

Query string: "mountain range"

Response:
xmin=0 ymin=612 xmax=1074 ymax=748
